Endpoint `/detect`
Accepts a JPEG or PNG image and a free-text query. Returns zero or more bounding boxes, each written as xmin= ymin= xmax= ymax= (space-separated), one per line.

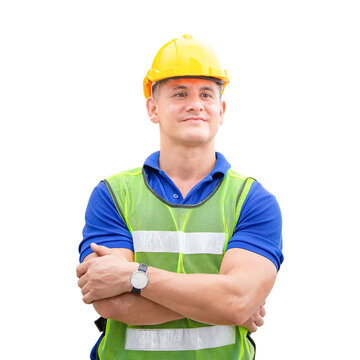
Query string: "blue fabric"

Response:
xmin=79 ymin=151 xmax=283 ymax=270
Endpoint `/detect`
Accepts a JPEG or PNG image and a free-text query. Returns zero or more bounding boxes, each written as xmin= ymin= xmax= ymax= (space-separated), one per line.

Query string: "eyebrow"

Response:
xmin=200 ymin=86 xmax=216 ymax=93
xmin=171 ymin=85 xmax=216 ymax=93
xmin=171 ymin=85 xmax=187 ymax=90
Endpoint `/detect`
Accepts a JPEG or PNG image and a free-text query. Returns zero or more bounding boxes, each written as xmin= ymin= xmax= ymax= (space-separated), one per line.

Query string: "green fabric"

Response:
xmin=98 ymin=168 xmax=256 ymax=359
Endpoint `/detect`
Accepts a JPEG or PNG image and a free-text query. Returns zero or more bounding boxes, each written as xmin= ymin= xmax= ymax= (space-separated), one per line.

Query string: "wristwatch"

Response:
xmin=130 ymin=263 xmax=149 ymax=294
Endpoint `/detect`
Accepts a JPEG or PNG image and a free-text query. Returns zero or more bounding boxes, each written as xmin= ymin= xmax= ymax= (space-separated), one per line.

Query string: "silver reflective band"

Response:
xmin=125 ymin=325 xmax=235 ymax=351
xmin=132 ymin=231 xmax=226 ymax=254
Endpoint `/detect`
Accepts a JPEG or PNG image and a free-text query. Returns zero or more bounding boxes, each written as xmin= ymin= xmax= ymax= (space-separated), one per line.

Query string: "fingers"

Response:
xmin=246 ymin=316 xmax=263 ymax=333
xmin=76 ymin=243 xmax=110 ymax=278
xmin=254 ymin=314 xmax=264 ymax=327
xmin=244 ymin=305 xmax=266 ymax=333
xmin=83 ymin=292 xmax=96 ymax=304
xmin=247 ymin=322 xmax=258 ymax=333
xmin=252 ymin=305 xmax=265 ymax=327
xmin=77 ymin=244 xmax=126 ymax=304
xmin=77 ymin=276 xmax=96 ymax=304
xmin=77 ymin=275 xmax=87 ymax=289
xmin=76 ymin=262 xmax=88 ymax=278
xmin=91 ymin=243 xmax=111 ymax=256
xmin=77 ymin=273 xmax=89 ymax=299
xmin=241 ymin=316 xmax=258 ymax=333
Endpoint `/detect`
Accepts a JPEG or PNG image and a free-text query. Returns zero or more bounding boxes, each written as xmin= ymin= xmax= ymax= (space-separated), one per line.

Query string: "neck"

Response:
xmin=158 ymin=141 xmax=216 ymax=197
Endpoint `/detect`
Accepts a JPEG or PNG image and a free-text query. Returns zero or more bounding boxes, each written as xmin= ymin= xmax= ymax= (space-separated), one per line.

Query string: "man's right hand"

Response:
xmin=77 ymin=244 xmax=138 ymax=304
xmin=241 ymin=303 xmax=266 ymax=333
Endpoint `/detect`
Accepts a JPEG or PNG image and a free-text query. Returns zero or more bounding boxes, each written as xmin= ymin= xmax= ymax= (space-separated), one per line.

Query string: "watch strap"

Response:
xmin=131 ymin=286 xmax=141 ymax=295
xmin=138 ymin=263 xmax=148 ymax=273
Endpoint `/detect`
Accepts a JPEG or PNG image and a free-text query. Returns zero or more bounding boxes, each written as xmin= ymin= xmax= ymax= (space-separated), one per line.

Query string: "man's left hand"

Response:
xmin=76 ymin=243 xmax=138 ymax=304
xmin=241 ymin=303 xmax=266 ymax=333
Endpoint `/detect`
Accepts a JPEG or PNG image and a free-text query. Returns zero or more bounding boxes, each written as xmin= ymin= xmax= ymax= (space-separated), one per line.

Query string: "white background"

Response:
xmin=1 ymin=0 xmax=359 ymax=358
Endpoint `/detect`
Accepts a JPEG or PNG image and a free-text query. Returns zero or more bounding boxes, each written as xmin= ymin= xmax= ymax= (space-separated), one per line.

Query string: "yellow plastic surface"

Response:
xmin=143 ymin=35 xmax=229 ymax=98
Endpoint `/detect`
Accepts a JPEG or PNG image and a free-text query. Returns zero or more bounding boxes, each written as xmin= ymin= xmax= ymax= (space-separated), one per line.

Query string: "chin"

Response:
xmin=179 ymin=134 xmax=213 ymax=146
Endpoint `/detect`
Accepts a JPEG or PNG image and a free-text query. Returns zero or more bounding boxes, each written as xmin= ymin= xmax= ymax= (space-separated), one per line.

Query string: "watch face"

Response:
xmin=131 ymin=271 xmax=149 ymax=290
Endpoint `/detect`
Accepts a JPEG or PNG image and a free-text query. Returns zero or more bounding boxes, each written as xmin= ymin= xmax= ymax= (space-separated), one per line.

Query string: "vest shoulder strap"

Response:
xmin=102 ymin=167 xmax=143 ymax=223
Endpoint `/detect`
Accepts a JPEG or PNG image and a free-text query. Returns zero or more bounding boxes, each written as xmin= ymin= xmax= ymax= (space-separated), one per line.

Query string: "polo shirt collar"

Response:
xmin=143 ymin=151 xmax=231 ymax=179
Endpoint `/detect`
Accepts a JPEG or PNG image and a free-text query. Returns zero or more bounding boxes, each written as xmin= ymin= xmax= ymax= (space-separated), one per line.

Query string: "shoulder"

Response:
xmin=242 ymin=181 xmax=281 ymax=219
xmin=86 ymin=181 xmax=118 ymax=216
xmin=226 ymin=168 xmax=247 ymax=181
xmin=106 ymin=167 xmax=143 ymax=182
xmin=242 ymin=181 xmax=283 ymax=255
xmin=225 ymin=166 xmax=280 ymax=211
xmin=225 ymin=169 xmax=257 ymax=191
xmin=236 ymin=181 xmax=282 ymax=238
xmin=104 ymin=167 xmax=144 ymax=193
xmin=86 ymin=167 xmax=143 ymax=215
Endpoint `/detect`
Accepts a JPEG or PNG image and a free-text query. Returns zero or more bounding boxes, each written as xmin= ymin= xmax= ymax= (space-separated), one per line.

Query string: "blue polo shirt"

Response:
xmin=79 ymin=151 xmax=283 ymax=270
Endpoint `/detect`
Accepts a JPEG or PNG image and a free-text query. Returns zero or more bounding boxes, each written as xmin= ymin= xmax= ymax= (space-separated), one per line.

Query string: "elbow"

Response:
xmin=227 ymin=296 xmax=253 ymax=325
xmin=93 ymin=299 xmax=119 ymax=320
xmin=231 ymin=311 xmax=249 ymax=326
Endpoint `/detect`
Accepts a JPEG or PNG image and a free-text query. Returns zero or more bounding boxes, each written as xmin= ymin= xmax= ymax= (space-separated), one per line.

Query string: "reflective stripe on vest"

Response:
xmin=133 ymin=231 xmax=226 ymax=254
xmin=125 ymin=325 xmax=236 ymax=351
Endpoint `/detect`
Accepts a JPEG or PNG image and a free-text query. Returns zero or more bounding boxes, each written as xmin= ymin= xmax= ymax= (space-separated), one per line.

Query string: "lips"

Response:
xmin=182 ymin=117 xmax=206 ymax=121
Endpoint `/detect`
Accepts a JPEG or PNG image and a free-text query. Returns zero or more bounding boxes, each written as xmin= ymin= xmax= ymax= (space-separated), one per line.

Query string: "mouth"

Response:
xmin=182 ymin=117 xmax=206 ymax=122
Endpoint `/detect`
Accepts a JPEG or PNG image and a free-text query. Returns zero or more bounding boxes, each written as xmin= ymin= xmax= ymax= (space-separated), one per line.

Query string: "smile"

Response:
xmin=182 ymin=117 xmax=206 ymax=122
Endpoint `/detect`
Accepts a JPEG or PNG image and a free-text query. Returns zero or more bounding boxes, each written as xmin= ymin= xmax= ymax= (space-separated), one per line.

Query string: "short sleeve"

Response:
xmin=78 ymin=181 xmax=134 ymax=263
xmin=226 ymin=181 xmax=284 ymax=271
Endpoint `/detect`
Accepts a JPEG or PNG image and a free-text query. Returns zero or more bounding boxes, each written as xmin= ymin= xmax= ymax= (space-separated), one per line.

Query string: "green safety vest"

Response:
xmin=96 ymin=167 xmax=256 ymax=360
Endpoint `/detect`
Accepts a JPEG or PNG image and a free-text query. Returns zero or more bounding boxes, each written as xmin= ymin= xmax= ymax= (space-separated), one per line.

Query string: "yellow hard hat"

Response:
xmin=143 ymin=34 xmax=229 ymax=99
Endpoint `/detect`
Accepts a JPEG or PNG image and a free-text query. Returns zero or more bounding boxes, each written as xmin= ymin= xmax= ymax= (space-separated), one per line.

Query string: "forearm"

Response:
xmin=141 ymin=268 xmax=250 ymax=325
xmin=79 ymin=247 xmax=276 ymax=327
xmin=93 ymin=293 xmax=185 ymax=325
xmin=141 ymin=256 xmax=275 ymax=326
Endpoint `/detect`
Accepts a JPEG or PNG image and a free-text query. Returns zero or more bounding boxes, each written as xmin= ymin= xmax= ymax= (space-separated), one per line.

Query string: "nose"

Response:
xmin=185 ymin=94 xmax=204 ymax=113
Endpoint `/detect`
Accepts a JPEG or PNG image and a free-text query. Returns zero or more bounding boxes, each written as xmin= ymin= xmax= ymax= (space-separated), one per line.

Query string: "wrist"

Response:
xmin=130 ymin=263 xmax=149 ymax=295
xmin=127 ymin=262 xmax=139 ymax=292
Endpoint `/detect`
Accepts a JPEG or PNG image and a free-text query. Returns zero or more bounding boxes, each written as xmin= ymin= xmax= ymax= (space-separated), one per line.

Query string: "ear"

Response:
xmin=219 ymin=100 xmax=226 ymax=126
xmin=146 ymin=97 xmax=160 ymax=124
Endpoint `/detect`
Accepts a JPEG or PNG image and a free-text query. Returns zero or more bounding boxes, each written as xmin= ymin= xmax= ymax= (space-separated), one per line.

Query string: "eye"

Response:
xmin=201 ymin=93 xmax=213 ymax=99
xmin=175 ymin=92 xmax=186 ymax=98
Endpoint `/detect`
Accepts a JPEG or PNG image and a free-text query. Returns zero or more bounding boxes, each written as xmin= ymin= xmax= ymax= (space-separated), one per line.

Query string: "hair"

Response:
xmin=151 ymin=77 xmax=223 ymax=100
xmin=151 ymin=80 xmax=165 ymax=100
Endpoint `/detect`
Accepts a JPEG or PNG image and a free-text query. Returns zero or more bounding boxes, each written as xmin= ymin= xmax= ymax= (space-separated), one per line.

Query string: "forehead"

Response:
xmin=162 ymin=78 xmax=219 ymax=91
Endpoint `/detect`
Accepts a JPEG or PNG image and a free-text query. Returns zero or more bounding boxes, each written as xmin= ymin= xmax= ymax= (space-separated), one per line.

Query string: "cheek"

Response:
xmin=159 ymin=102 xmax=182 ymax=119
xmin=208 ymin=104 xmax=223 ymax=122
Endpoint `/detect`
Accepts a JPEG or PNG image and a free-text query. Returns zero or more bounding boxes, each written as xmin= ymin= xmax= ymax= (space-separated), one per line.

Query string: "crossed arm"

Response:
xmin=81 ymin=247 xmax=185 ymax=325
xmin=77 ymin=243 xmax=276 ymax=331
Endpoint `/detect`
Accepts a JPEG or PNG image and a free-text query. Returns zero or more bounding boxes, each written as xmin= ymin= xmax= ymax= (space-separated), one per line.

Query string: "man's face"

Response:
xmin=147 ymin=78 xmax=226 ymax=147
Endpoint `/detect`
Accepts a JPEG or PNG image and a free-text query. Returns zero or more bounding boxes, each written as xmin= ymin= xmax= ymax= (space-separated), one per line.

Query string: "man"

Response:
xmin=77 ymin=34 xmax=283 ymax=360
